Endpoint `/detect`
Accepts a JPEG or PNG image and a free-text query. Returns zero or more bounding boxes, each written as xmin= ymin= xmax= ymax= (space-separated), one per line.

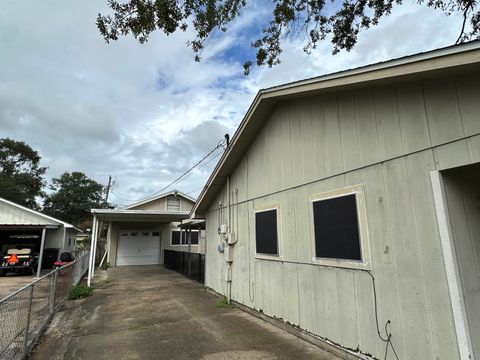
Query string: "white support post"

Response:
xmin=92 ymin=219 xmax=99 ymax=277
xmin=36 ymin=228 xmax=47 ymax=278
xmin=87 ymin=215 xmax=97 ymax=286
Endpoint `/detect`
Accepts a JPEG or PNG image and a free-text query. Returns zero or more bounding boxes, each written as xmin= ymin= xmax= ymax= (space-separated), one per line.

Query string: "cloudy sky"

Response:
xmin=0 ymin=0 xmax=464 ymax=207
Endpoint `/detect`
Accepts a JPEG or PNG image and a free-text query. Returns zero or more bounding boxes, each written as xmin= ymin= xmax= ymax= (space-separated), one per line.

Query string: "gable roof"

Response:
xmin=123 ymin=189 xmax=196 ymax=210
xmin=0 ymin=197 xmax=80 ymax=231
xmin=191 ymin=41 xmax=480 ymax=217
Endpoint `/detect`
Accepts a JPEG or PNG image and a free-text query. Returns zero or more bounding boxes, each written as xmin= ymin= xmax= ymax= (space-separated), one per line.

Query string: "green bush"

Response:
xmin=215 ymin=296 xmax=234 ymax=308
xmin=69 ymin=283 xmax=93 ymax=300
xmin=100 ymin=262 xmax=110 ymax=271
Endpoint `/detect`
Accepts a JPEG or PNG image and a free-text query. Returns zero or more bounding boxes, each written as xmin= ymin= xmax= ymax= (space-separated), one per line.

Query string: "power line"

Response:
xmin=145 ymin=139 xmax=226 ymax=198
xmin=111 ymin=138 xmax=226 ymax=205
xmin=164 ymin=146 xmax=224 ymax=187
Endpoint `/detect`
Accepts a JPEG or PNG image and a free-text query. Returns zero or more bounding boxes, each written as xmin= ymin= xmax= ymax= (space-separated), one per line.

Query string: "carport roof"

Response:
xmin=91 ymin=209 xmax=190 ymax=222
xmin=0 ymin=197 xmax=80 ymax=231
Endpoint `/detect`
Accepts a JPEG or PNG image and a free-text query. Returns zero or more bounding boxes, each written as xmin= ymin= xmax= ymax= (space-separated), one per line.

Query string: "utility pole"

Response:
xmin=94 ymin=175 xmax=112 ymax=268
xmin=104 ymin=175 xmax=112 ymax=208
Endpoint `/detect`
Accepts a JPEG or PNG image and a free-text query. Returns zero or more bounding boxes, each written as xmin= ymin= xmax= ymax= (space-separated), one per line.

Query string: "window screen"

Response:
xmin=255 ymin=209 xmax=278 ymax=255
xmin=171 ymin=231 xmax=181 ymax=245
xmin=313 ymin=194 xmax=362 ymax=261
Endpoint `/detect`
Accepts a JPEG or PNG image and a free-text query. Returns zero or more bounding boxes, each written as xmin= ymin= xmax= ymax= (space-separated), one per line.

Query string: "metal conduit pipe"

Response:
xmin=226 ymin=175 xmax=233 ymax=303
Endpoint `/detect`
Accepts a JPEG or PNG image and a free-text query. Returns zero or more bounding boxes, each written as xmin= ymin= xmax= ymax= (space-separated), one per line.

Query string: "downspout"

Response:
xmin=187 ymin=228 xmax=192 ymax=277
xmin=226 ymin=175 xmax=232 ymax=303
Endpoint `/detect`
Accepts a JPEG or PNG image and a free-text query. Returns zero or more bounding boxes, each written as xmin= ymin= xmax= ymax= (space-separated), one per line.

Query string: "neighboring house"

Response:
xmin=91 ymin=190 xmax=203 ymax=267
xmin=0 ymin=197 xmax=80 ymax=272
xmin=191 ymin=42 xmax=480 ymax=360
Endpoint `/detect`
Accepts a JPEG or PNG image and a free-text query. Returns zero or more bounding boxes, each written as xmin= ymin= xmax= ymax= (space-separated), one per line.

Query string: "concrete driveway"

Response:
xmin=0 ymin=273 xmax=36 ymax=300
xmin=30 ymin=266 xmax=341 ymax=360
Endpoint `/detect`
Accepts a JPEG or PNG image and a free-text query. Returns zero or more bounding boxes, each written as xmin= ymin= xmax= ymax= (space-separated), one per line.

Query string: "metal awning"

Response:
xmin=91 ymin=209 xmax=190 ymax=223
xmin=178 ymin=218 xmax=205 ymax=230
xmin=0 ymin=224 xmax=59 ymax=230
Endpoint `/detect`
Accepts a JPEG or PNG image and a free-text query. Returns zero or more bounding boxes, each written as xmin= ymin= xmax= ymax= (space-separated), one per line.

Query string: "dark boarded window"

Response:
xmin=313 ymin=194 xmax=362 ymax=261
xmin=255 ymin=209 xmax=278 ymax=255
xmin=171 ymin=231 xmax=181 ymax=245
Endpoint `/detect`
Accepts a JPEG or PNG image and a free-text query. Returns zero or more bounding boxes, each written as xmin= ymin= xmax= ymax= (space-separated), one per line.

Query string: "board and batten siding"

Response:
xmin=204 ymin=73 xmax=480 ymax=359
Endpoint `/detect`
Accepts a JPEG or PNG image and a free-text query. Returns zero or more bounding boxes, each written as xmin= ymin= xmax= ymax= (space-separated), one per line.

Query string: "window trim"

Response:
xmin=170 ymin=229 xmax=200 ymax=246
xmin=254 ymin=205 xmax=283 ymax=261
xmin=309 ymin=184 xmax=371 ymax=270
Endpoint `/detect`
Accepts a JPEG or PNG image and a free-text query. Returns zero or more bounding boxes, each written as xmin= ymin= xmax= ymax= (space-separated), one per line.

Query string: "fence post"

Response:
xmin=50 ymin=268 xmax=58 ymax=314
xmin=23 ymin=284 xmax=34 ymax=357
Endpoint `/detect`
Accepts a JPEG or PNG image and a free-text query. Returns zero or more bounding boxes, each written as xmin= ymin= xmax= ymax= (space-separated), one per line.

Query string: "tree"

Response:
xmin=97 ymin=0 xmax=479 ymax=74
xmin=43 ymin=172 xmax=106 ymax=227
xmin=0 ymin=138 xmax=47 ymax=209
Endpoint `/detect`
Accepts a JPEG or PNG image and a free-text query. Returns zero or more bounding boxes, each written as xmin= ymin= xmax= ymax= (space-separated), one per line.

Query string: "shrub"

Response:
xmin=100 ymin=262 xmax=110 ymax=271
xmin=69 ymin=283 xmax=93 ymax=300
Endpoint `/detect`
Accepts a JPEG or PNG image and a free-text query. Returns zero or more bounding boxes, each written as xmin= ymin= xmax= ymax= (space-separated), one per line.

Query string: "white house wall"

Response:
xmin=204 ymin=73 xmax=480 ymax=359
xmin=44 ymin=228 xmax=65 ymax=252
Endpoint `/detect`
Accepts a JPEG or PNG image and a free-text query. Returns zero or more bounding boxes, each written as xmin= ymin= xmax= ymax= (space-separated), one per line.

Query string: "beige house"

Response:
xmin=192 ymin=42 xmax=480 ymax=360
xmin=91 ymin=190 xmax=203 ymax=268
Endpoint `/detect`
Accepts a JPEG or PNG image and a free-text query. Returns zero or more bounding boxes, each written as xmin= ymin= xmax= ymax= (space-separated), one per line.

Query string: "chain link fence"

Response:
xmin=0 ymin=251 xmax=90 ymax=360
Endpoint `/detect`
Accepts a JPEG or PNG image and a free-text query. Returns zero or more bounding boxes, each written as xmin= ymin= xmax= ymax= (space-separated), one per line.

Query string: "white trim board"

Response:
xmin=430 ymin=170 xmax=474 ymax=360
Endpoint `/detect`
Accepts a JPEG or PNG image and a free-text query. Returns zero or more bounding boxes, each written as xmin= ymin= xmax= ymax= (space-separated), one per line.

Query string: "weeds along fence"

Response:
xmin=0 ymin=251 xmax=90 ymax=360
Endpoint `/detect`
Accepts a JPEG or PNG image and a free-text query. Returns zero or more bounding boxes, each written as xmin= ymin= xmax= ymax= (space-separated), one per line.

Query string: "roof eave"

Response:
xmin=192 ymin=41 xmax=480 ymax=217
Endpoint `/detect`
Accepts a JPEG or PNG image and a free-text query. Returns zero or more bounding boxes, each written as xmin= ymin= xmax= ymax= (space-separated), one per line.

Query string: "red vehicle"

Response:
xmin=54 ymin=252 xmax=75 ymax=268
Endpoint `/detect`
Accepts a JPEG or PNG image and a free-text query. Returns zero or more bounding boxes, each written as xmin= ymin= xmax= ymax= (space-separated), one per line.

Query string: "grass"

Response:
xmin=69 ymin=283 xmax=93 ymax=300
xmin=216 ymin=296 xmax=234 ymax=309
xmin=100 ymin=262 xmax=111 ymax=271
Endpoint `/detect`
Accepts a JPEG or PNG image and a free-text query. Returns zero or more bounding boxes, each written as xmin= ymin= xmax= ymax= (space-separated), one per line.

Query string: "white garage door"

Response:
xmin=116 ymin=231 xmax=161 ymax=266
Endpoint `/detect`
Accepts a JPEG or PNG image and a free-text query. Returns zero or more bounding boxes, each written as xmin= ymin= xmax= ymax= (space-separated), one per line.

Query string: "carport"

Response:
xmin=0 ymin=197 xmax=81 ymax=276
xmin=88 ymin=209 xmax=190 ymax=285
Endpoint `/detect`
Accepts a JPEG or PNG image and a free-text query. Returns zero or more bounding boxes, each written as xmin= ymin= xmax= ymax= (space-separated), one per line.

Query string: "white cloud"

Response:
xmin=0 ymin=0 xmax=465 ymax=206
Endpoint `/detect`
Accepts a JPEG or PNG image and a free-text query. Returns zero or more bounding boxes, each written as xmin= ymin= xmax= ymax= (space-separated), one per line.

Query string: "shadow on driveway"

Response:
xmin=30 ymin=266 xmax=340 ymax=360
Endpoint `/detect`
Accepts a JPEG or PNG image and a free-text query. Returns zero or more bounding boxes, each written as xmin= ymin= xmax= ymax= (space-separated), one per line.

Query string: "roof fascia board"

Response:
xmin=191 ymin=42 xmax=480 ymax=217
xmin=92 ymin=208 xmax=190 ymax=215
xmin=262 ymin=41 xmax=480 ymax=97
xmin=124 ymin=190 xmax=196 ymax=210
